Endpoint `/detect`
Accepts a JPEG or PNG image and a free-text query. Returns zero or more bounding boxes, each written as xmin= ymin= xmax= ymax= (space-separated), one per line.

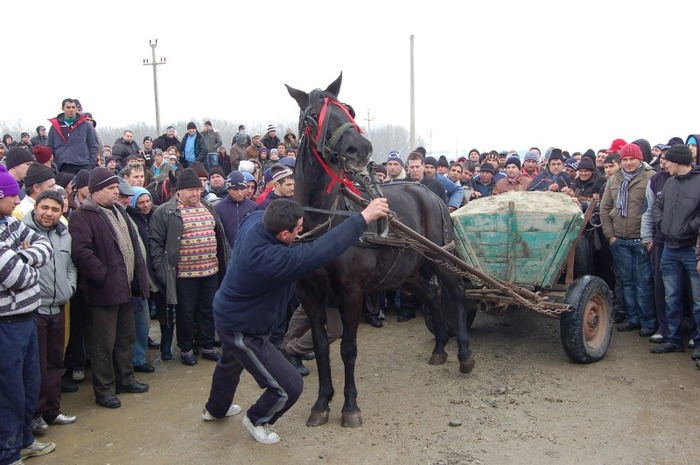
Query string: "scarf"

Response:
xmin=100 ymin=205 xmax=135 ymax=284
xmin=506 ymin=174 xmax=522 ymax=185
xmin=616 ymin=165 xmax=643 ymax=217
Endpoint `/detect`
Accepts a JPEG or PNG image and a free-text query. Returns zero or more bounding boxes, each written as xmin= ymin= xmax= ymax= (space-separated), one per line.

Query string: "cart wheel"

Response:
xmin=424 ymin=303 xmax=477 ymax=336
xmin=560 ymin=275 xmax=613 ymax=363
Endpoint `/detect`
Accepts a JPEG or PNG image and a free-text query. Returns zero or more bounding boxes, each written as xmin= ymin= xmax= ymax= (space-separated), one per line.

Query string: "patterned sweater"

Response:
xmin=0 ymin=215 xmax=53 ymax=317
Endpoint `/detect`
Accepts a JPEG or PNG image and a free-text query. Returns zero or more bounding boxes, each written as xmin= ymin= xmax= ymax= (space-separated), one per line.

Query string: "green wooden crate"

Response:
xmin=451 ymin=192 xmax=584 ymax=288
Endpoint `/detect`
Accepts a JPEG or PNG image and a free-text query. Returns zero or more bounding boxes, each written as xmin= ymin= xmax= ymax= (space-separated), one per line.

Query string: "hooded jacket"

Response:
xmin=652 ymin=165 xmax=700 ymax=249
xmin=22 ymin=212 xmax=77 ymax=313
xmin=111 ymin=137 xmax=141 ymax=166
xmin=686 ymin=134 xmax=700 ymax=164
xmin=47 ymin=113 xmax=98 ymax=169
xmin=212 ymin=210 xmax=367 ymax=334
xmin=214 ymin=194 xmax=262 ymax=247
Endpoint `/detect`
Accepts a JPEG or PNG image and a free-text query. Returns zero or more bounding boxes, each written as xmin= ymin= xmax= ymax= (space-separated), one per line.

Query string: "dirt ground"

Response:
xmin=34 ymin=308 xmax=700 ymax=465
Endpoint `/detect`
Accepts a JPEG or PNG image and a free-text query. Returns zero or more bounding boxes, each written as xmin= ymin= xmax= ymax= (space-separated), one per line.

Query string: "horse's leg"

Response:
xmin=297 ymin=286 xmax=334 ymax=427
xmin=404 ymin=271 xmax=450 ymax=366
xmin=436 ymin=269 xmax=475 ymax=374
xmin=337 ymin=291 xmax=363 ymax=427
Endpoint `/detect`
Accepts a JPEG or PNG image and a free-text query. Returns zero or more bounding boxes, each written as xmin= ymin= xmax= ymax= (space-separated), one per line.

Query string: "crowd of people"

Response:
xmin=1 ymin=96 xmax=700 ymax=460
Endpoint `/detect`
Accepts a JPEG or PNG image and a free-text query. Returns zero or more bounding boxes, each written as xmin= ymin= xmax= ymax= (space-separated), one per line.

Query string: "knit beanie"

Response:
xmin=186 ymin=122 xmax=197 ymax=130
xmin=437 ymin=155 xmax=450 ymax=168
xmin=564 ymin=157 xmax=579 ymax=170
xmin=577 ymin=157 xmax=596 ymax=171
xmin=505 ymin=156 xmax=521 ymax=170
xmin=548 ymin=149 xmax=564 ymax=165
xmin=374 ymin=164 xmax=387 ymax=176
xmin=238 ymin=160 xmax=255 ymax=174
xmin=479 ymin=162 xmax=495 ymax=174
xmin=36 ymin=190 xmax=64 ymax=209
xmin=176 ymin=168 xmax=202 ymax=190
xmin=225 ymin=171 xmax=248 ymax=190
xmin=267 ymin=124 xmax=276 ymax=133
xmin=24 ymin=163 xmax=55 ymax=188
xmin=55 ymin=172 xmax=75 ymax=189
xmin=619 ymin=143 xmax=642 ymax=161
xmin=5 ymin=147 xmax=35 ymax=170
xmin=523 ymin=150 xmax=539 ymax=163
xmin=386 ymin=151 xmax=403 ymax=167
xmin=209 ymin=165 xmax=225 ymax=179
xmin=88 ymin=167 xmax=120 ymax=193
xmin=271 ymin=163 xmax=293 ymax=183
xmin=664 ymin=144 xmax=693 ymax=166
xmin=32 ymin=145 xmax=53 ymax=164
xmin=73 ymin=169 xmax=91 ymax=190
xmin=424 ymin=156 xmax=438 ymax=167
xmin=0 ymin=164 xmax=20 ymax=197
xmin=189 ymin=162 xmax=209 ymax=179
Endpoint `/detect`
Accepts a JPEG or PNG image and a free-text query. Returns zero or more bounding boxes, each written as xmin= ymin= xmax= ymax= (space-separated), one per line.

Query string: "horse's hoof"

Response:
xmin=341 ymin=411 xmax=362 ymax=428
xmin=460 ymin=355 xmax=476 ymax=374
xmin=429 ymin=353 xmax=448 ymax=365
xmin=306 ymin=410 xmax=329 ymax=427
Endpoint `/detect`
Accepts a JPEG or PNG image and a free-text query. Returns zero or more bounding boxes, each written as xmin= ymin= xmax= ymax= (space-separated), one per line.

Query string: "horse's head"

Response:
xmin=286 ymin=73 xmax=372 ymax=174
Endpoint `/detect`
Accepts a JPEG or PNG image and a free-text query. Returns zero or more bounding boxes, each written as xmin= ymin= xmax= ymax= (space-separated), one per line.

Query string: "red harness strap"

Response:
xmin=305 ymin=125 xmax=361 ymax=196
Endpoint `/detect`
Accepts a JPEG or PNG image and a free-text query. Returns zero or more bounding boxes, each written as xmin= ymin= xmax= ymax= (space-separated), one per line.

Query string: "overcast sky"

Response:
xmin=2 ymin=0 xmax=696 ymax=157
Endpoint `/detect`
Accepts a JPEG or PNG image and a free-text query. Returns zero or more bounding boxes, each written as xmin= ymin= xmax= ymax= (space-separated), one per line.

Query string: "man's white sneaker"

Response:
xmin=21 ymin=440 xmax=56 ymax=458
xmin=649 ymin=333 xmax=665 ymax=343
xmin=242 ymin=415 xmax=280 ymax=444
xmin=202 ymin=404 xmax=241 ymax=421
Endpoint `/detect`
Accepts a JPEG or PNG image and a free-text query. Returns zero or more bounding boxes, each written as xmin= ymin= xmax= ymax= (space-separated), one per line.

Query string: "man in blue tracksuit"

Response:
xmin=202 ymin=197 xmax=389 ymax=444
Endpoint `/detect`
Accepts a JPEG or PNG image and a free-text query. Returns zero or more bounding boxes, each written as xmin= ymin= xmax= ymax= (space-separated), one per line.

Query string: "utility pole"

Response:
xmin=409 ymin=35 xmax=415 ymax=151
xmin=143 ymin=39 xmax=166 ymax=135
xmin=364 ymin=109 xmax=375 ymax=135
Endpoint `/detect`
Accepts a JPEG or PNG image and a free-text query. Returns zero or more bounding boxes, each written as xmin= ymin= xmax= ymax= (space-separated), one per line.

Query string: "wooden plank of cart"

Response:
xmin=450 ymin=191 xmax=613 ymax=363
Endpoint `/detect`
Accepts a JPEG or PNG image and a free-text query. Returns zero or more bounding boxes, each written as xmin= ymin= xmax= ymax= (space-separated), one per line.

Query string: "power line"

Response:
xmin=143 ymin=39 xmax=166 ymax=135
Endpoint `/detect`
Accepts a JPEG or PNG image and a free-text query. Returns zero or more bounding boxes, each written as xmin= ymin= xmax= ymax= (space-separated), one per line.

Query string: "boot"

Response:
xmin=160 ymin=324 xmax=174 ymax=361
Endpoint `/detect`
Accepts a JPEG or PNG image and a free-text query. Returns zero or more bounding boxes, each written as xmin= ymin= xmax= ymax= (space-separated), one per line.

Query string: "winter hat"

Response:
xmin=437 ymin=155 xmax=450 ymax=168
xmin=479 ymin=162 xmax=495 ymax=174
xmin=424 ymin=156 xmax=438 ymax=167
xmin=270 ymin=148 xmax=279 ymax=155
xmin=667 ymin=137 xmax=684 ymax=146
xmin=238 ymin=159 xmax=255 ymax=174
xmin=238 ymin=124 xmax=245 ymax=130
xmin=117 ymin=178 xmax=135 ymax=196
xmin=583 ymin=149 xmax=596 ymax=160
xmin=242 ymin=171 xmax=257 ymax=185
xmin=209 ymin=165 xmax=225 ymax=179
xmin=267 ymin=124 xmax=276 ymax=133
xmin=619 ymin=143 xmax=642 ymax=161
xmin=263 ymin=168 xmax=273 ymax=184
xmin=176 ymin=168 xmax=203 ymax=190
xmin=523 ymin=150 xmax=539 ymax=163
xmin=189 ymin=162 xmax=209 ymax=179
xmin=24 ymin=163 xmax=55 ymax=188
xmin=35 ymin=190 xmax=64 ymax=209
xmin=374 ymin=164 xmax=387 ymax=176
xmin=564 ymin=158 xmax=579 ymax=170
xmin=225 ymin=171 xmax=248 ymax=190
xmin=271 ymin=163 xmax=293 ymax=183
xmin=130 ymin=187 xmax=151 ymax=209
xmin=0 ymin=164 xmax=20 ymax=197
xmin=186 ymin=122 xmax=197 ymax=130
xmin=505 ymin=156 xmax=521 ymax=170
xmin=279 ymin=156 xmax=296 ymax=169
xmin=577 ymin=157 xmax=596 ymax=171
xmin=143 ymin=136 xmax=153 ymax=143
xmin=88 ymin=167 xmax=120 ymax=193
xmin=204 ymin=121 xmax=212 ymax=127
xmin=386 ymin=151 xmax=403 ymax=167
xmin=32 ymin=145 xmax=53 ymax=164
xmin=606 ymin=138 xmax=627 ymax=154
xmin=664 ymin=144 xmax=693 ymax=166
xmin=687 ymin=136 xmax=698 ymax=146
xmin=55 ymin=172 xmax=74 ymax=189
xmin=5 ymin=147 xmax=35 ymax=170
xmin=72 ymin=170 xmax=91 ymax=190
xmin=547 ymin=149 xmax=564 ymax=165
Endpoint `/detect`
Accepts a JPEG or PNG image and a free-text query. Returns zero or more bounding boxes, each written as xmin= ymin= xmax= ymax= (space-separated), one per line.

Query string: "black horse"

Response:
xmin=146 ymin=170 xmax=177 ymax=206
xmin=286 ymin=73 xmax=474 ymax=428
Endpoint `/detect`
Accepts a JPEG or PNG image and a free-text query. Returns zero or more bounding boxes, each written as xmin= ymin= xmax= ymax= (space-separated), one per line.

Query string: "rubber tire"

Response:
xmin=560 ymin=275 xmax=613 ymax=363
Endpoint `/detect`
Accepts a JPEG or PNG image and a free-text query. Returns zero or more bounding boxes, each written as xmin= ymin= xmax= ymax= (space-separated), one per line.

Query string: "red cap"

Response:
xmin=606 ymin=138 xmax=627 ymax=154
xmin=619 ymin=143 xmax=643 ymax=161
xmin=32 ymin=145 xmax=53 ymax=164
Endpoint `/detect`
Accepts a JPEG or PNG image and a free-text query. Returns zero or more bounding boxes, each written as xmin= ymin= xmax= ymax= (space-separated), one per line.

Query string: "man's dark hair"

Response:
xmin=36 ymin=190 xmax=64 ymax=209
xmin=263 ymin=200 xmax=304 ymax=236
xmin=406 ymin=151 xmax=424 ymax=164
xmin=462 ymin=160 xmax=476 ymax=173
xmin=604 ymin=154 xmax=620 ymax=164
xmin=61 ymin=98 xmax=75 ymax=108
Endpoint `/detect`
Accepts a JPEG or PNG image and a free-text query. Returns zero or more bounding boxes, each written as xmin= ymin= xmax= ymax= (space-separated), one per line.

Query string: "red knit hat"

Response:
xmin=32 ymin=145 xmax=53 ymax=164
xmin=619 ymin=143 xmax=643 ymax=161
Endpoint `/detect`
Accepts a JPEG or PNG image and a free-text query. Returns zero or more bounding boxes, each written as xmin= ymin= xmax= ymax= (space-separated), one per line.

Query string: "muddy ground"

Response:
xmin=34 ymin=308 xmax=700 ymax=465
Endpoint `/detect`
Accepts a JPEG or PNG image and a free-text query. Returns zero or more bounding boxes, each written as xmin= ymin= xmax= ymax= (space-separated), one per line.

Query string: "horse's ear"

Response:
xmin=325 ymin=72 xmax=342 ymax=98
xmin=286 ymin=84 xmax=309 ymax=110
xmin=168 ymin=169 xmax=177 ymax=186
